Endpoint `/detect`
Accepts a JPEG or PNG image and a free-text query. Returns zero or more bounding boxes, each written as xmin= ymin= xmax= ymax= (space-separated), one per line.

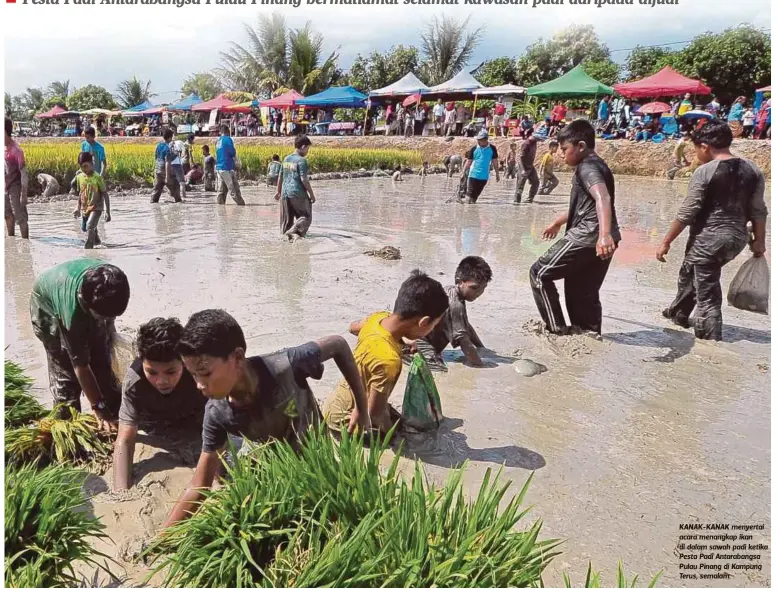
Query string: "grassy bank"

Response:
xmin=22 ymin=144 xmax=423 ymax=189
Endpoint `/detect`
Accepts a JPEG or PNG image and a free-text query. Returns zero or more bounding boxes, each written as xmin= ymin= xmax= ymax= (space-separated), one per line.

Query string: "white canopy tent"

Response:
xmin=473 ymin=84 xmax=526 ymax=96
xmin=369 ymin=72 xmax=430 ymax=97
xmin=427 ymin=70 xmax=484 ymax=94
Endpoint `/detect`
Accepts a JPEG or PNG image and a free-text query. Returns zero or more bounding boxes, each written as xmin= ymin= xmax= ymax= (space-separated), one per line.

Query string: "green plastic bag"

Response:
xmin=402 ymin=353 xmax=443 ymax=431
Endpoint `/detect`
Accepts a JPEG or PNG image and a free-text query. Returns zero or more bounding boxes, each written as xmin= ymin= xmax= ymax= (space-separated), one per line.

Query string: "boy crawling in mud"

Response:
xmin=162 ymin=309 xmax=370 ymax=527
xmin=71 ymin=151 xmax=111 ymax=249
xmin=113 ymin=317 xmax=206 ymax=491
xmin=405 ymin=256 xmax=492 ymax=372
xmin=529 ymin=119 xmax=620 ymax=336
xmin=657 ymin=119 xmax=767 ymax=341
xmin=323 ymin=271 xmax=449 ymax=434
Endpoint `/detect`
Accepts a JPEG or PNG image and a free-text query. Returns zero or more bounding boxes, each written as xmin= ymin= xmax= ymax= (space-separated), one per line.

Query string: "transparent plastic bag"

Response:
xmin=727 ymin=255 xmax=769 ymax=314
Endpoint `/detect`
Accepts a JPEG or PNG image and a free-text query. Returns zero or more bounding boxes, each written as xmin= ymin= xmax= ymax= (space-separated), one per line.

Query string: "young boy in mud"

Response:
xmin=514 ymin=135 xmax=539 ymax=204
xmin=71 ymin=152 xmax=111 ymax=249
xmin=538 ymin=140 xmax=560 ymax=195
xmin=323 ymin=270 xmax=449 ymax=434
xmin=667 ymin=132 xmax=692 ymax=180
xmin=161 ymin=309 xmax=370 ymax=527
xmin=184 ymin=163 xmax=203 ymax=189
xmin=405 ymin=257 xmax=492 ymax=372
xmin=443 ymin=154 xmax=462 ymax=178
xmin=266 ymin=154 xmax=281 ymax=187
xmin=505 ymin=142 xmax=518 ymax=180
xmin=657 ymin=119 xmax=767 ymax=341
xmin=30 ymin=259 xmax=129 ymax=425
xmin=150 ymin=129 xmax=181 ymax=203
xmin=275 ymin=135 xmax=315 ymax=241
xmin=529 ymin=119 xmax=620 ymax=336
xmin=202 ymin=145 xmax=216 ymax=192
xmin=37 ymin=172 xmax=60 ymax=198
xmin=113 ymin=317 xmax=206 ymax=490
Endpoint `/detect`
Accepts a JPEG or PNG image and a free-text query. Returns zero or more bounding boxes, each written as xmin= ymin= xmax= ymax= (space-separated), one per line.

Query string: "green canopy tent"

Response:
xmin=526 ymin=65 xmax=614 ymax=98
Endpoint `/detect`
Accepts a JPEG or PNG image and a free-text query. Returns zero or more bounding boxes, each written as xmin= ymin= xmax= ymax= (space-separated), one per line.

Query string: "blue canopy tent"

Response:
xmin=125 ymin=100 xmax=154 ymax=112
xmin=297 ymin=86 xmax=368 ymax=108
xmin=755 ymin=85 xmax=771 ymax=111
xmin=167 ymin=93 xmax=203 ymax=111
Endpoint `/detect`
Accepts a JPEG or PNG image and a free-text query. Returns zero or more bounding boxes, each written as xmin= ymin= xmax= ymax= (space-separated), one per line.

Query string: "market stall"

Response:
xmin=526 ymin=65 xmax=614 ymax=98
xmin=613 ymin=66 xmax=711 ymax=98
xmin=297 ymin=86 xmax=368 ymax=135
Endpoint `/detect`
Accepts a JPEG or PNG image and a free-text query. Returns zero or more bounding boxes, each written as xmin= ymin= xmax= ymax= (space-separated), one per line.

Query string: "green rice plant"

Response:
xmin=5 ymin=404 xmax=113 ymax=470
xmin=4 ymin=360 xmax=46 ymax=428
xmin=20 ymin=143 xmax=423 ymax=190
xmin=561 ymin=561 xmax=663 ymax=588
xmin=4 ymin=463 xmax=111 ymax=587
xmin=146 ymin=427 xmax=561 ymax=587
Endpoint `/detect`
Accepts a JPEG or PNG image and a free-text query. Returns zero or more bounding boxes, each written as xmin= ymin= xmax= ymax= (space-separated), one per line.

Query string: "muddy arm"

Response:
xmin=113 ymin=423 xmax=138 ymax=490
xmin=162 ymin=449 xmax=222 ymax=528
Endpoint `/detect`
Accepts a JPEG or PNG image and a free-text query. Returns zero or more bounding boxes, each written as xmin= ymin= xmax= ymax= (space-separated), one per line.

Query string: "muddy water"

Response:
xmin=4 ymin=174 xmax=771 ymax=587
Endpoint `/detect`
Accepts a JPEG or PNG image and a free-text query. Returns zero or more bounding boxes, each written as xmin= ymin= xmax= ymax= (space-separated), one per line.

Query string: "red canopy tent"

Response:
xmin=259 ymin=90 xmax=303 ymax=109
xmin=614 ymin=66 xmax=711 ymax=98
xmin=191 ymin=94 xmax=236 ymax=112
xmin=35 ymin=105 xmax=67 ymax=119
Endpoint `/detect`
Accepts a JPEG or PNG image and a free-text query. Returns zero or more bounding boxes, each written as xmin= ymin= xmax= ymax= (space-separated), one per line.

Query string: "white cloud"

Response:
xmin=2 ymin=0 xmax=770 ymax=95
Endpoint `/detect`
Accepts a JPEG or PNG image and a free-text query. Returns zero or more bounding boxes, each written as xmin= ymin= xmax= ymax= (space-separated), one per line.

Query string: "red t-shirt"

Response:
xmin=495 ymin=103 xmax=506 ymax=116
xmin=551 ymin=105 xmax=567 ymax=122
xmin=4 ymin=142 xmax=26 ymax=191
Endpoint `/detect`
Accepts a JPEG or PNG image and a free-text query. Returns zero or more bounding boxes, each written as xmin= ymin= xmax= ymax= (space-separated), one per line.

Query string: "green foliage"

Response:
xmin=346 ymin=45 xmax=421 ymax=93
xmin=475 ymin=57 xmax=519 ymax=87
xmin=418 ymin=15 xmax=483 ymax=85
xmin=181 ymin=72 xmax=224 ymax=102
xmin=115 ymin=77 xmax=154 ymax=110
xmin=4 ymin=360 xmax=46 ymax=429
xmin=67 ymin=84 xmax=117 ymax=111
xmin=4 ymin=463 xmax=110 ymax=587
xmin=147 ymin=427 xmax=560 ymax=587
xmin=561 ymin=561 xmax=662 ymax=588
xmin=581 ymin=58 xmax=620 ymax=87
xmin=516 ymin=25 xmax=611 ymax=86
xmin=46 ymin=80 xmax=71 ymax=100
xmin=513 ymin=96 xmax=547 ymax=121
xmin=624 ymin=46 xmax=675 ymax=81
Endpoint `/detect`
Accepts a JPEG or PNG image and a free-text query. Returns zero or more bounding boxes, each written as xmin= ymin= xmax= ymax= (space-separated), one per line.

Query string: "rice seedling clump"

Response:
xmin=4 ymin=360 xmax=46 ymax=428
xmin=148 ymin=427 xmax=560 ymax=587
xmin=4 ymin=463 xmax=110 ymax=587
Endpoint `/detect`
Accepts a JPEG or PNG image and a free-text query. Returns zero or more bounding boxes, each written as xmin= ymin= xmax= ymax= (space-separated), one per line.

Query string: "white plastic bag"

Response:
xmin=727 ymin=255 xmax=769 ymax=314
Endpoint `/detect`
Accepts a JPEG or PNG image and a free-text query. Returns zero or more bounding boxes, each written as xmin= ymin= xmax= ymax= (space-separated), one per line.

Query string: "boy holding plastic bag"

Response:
xmin=656 ymin=120 xmax=768 ymax=340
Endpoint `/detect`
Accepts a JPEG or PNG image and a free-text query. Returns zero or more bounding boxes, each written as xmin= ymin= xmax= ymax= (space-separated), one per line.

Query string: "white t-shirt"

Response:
xmin=444 ymin=109 xmax=456 ymax=124
xmin=171 ymin=140 xmax=185 ymax=165
xmin=433 ymin=103 xmax=445 ymax=118
xmin=743 ymin=110 xmax=756 ymax=126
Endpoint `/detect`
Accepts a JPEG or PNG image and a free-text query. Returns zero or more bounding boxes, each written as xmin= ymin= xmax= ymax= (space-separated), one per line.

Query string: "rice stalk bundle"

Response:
xmin=4 ymin=463 xmax=111 ymax=587
xmin=5 ymin=404 xmax=113 ymax=469
xmin=147 ymin=427 xmax=560 ymax=587
xmin=4 ymin=360 xmax=46 ymax=428
xmin=559 ymin=561 xmax=662 ymax=588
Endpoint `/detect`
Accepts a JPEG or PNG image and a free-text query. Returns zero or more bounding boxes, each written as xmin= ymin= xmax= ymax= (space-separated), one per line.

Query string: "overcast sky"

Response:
xmin=3 ymin=0 xmax=771 ymax=99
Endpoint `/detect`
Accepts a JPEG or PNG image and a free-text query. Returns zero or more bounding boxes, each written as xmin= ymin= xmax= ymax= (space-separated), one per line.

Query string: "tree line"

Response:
xmin=4 ymin=19 xmax=770 ymax=121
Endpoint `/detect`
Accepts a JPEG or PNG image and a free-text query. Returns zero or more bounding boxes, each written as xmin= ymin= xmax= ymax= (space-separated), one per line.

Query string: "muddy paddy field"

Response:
xmin=4 ymin=173 xmax=771 ymax=587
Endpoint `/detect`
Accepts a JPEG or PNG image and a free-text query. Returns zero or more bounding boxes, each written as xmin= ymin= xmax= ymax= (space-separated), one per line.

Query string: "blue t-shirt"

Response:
xmin=154 ymin=141 xmax=172 ymax=174
xmin=727 ymin=103 xmax=744 ymax=122
xmin=281 ymin=153 xmax=310 ymax=199
xmin=81 ymin=140 xmax=106 ymax=175
xmin=465 ymin=144 xmax=498 ymax=181
xmin=216 ymin=135 xmax=236 ymax=171
xmin=598 ymin=100 xmax=610 ymax=121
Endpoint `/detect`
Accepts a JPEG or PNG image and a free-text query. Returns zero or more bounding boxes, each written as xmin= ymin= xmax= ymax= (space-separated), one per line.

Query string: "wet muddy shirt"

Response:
xmin=564 ymin=153 xmax=621 ymax=247
xmin=281 ymin=153 xmax=310 ymax=200
xmin=5 ymin=142 xmax=25 ymax=191
xmin=119 ymin=358 xmax=205 ymax=429
xmin=29 ymin=258 xmax=103 ymax=366
xmin=201 ymin=343 xmax=324 ymax=453
xmin=203 ymin=155 xmax=216 ymax=176
xmin=267 ymin=161 xmax=282 ymax=178
xmin=323 ymin=312 xmax=402 ymax=429
xmin=423 ymin=285 xmax=472 ymax=355
xmin=676 ymin=158 xmax=767 ymax=262
xmin=73 ymin=171 xmax=106 ymax=214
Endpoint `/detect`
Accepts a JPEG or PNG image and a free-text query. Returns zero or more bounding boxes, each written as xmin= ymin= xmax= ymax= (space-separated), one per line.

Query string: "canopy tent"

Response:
xmin=613 ymin=66 xmax=711 ymax=98
xmin=527 ymin=65 xmax=614 ymax=98
xmin=223 ymin=101 xmax=256 ymax=113
xmin=123 ymin=100 xmax=154 ymax=113
xmin=473 ymin=84 xmax=526 ymax=96
xmin=35 ymin=105 xmax=67 ymax=119
xmin=755 ymin=85 xmax=771 ymax=111
xmin=260 ymin=90 xmax=304 ymax=109
xmin=138 ymin=105 xmax=166 ymax=115
xmin=297 ymin=86 xmax=368 ymax=108
xmin=424 ymin=71 xmax=483 ymax=100
xmin=369 ymin=72 xmax=429 ymax=97
xmin=167 ymin=93 xmax=203 ymax=111
xmin=191 ymin=94 xmax=235 ymax=112
xmin=81 ymin=108 xmax=122 ymax=116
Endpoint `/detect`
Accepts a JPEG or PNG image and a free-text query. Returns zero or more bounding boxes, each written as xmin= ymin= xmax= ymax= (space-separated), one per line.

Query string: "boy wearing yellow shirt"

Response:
xmin=538 ymin=140 xmax=559 ymax=196
xmin=324 ymin=270 xmax=449 ymax=434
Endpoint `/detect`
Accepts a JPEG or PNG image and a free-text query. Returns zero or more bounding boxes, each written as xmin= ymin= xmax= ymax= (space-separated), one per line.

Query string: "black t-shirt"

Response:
xmin=565 ymin=153 xmax=621 ymax=247
xmin=119 ymin=358 xmax=205 ymax=429
xmin=201 ymin=342 xmax=324 ymax=453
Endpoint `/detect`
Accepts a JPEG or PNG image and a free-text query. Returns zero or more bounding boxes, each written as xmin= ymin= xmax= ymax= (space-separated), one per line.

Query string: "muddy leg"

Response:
xmin=150 ymin=172 xmax=166 ymax=203
xmin=564 ymin=253 xmax=612 ymax=334
xmin=529 ymin=239 xmax=581 ymax=334
xmin=665 ymin=260 xmax=696 ymax=328
xmin=692 ymin=262 xmax=724 ymax=341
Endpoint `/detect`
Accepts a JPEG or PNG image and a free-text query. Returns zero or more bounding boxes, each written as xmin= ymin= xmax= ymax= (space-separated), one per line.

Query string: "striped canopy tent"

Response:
xmin=138 ymin=105 xmax=167 ymax=115
xmin=259 ymin=90 xmax=304 ymax=109
xmin=191 ymin=94 xmax=236 ymax=112
xmin=473 ymin=84 xmax=526 ymax=97
xmin=35 ymin=105 xmax=67 ymax=119
xmin=81 ymin=108 xmax=122 ymax=116
xmin=223 ymin=99 xmax=259 ymax=113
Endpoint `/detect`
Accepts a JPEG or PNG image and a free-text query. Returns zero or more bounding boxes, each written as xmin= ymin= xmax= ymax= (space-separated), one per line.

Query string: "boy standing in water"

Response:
xmin=267 ymin=154 xmax=281 ymax=187
xmin=657 ymin=120 xmax=767 ymax=341
xmin=162 ymin=309 xmax=370 ymax=527
xmin=216 ymin=125 xmax=245 ymax=205
xmin=514 ymin=135 xmax=539 ymax=204
xmin=529 ymin=119 xmax=620 ymax=336
xmin=202 ymin=145 xmax=216 ymax=192
xmin=71 ymin=152 xmax=111 ymax=249
xmin=5 ymin=117 xmax=29 ymax=239
xmin=275 ymin=135 xmax=315 ymax=241
xmin=505 ymin=142 xmax=518 ymax=180
xmin=182 ymin=134 xmax=195 ymax=176
xmin=81 ymin=127 xmax=107 ymax=177
xmin=323 ymin=270 xmax=449 ymax=434
xmin=538 ymin=140 xmax=559 ymax=195
xmin=151 ymin=129 xmax=181 ymax=203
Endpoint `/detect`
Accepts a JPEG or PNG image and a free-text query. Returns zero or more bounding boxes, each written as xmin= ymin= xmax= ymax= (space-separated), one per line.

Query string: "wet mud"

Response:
xmin=4 ymin=174 xmax=771 ymax=587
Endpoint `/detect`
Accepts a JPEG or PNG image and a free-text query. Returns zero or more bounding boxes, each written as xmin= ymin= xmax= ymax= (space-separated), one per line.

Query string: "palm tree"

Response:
xmin=115 ymin=77 xmax=154 ymax=110
xmin=217 ymin=12 xmax=339 ymax=97
xmin=21 ymin=88 xmax=45 ymax=118
xmin=419 ymin=16 xmax=483 ymax=85
xmin=181 ymin=72 xmax=223 ymax=102
xmin=47 ymin=80 xmax=70 ymax=100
